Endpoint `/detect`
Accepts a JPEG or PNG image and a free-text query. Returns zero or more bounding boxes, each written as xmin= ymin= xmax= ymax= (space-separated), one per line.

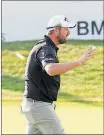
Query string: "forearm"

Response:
xmin=45 ymin=46 xmax=96 ymax=76
xmin=45 ymin=60 xmax=80 ymax=76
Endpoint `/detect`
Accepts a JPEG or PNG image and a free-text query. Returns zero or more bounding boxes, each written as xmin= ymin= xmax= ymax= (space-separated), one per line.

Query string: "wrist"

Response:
xmin=76 ymin=60 xmax=83 ymax=66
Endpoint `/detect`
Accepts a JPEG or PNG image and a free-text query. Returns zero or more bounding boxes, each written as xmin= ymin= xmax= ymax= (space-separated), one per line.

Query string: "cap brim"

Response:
xmin=46 ymin=22 xmax=76 ymax=32
xmin=68 ymin=22 xmax=76 ymax=28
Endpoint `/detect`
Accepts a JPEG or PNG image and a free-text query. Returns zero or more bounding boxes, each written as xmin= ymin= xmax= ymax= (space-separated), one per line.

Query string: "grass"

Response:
xmin=2 ymin=101 xmax=103 ymax=134
xmin=2 ymin=39 xmax=103 ymax=51
xmin=2 ymin=40 xmax=103 ymax=106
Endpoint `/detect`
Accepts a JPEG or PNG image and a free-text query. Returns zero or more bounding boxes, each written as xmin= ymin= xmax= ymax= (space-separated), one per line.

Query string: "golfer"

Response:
xmin=21 ymin=15 xmax=95 ymax=134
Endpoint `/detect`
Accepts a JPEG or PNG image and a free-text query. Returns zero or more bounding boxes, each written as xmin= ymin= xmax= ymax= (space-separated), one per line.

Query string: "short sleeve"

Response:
xmin=36 ymin=45 xmax=56 ymax=69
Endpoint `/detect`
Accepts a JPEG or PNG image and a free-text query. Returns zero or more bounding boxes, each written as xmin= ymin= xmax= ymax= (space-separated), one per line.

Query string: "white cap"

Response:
xmin=46 ymin=15 xmax=76 ymax=30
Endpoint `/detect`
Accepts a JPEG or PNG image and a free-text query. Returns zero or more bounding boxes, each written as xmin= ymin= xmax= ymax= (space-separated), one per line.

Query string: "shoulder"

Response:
xmin=36 ymin=38 xmax=54 ymax=54
xmin=29 ymin=39 xmax=46 ymax=54
xmin=29 ymin=38 xmax=55 ymax=56
xmin=36 ymin=38 xmax=46 ymax=45
xmin=37 ymin=43 xmax=56 ymax=56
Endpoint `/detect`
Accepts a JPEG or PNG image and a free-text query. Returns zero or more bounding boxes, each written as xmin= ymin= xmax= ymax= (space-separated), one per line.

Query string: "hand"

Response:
xmin=77 ymin=46 xmax=96 ymax=65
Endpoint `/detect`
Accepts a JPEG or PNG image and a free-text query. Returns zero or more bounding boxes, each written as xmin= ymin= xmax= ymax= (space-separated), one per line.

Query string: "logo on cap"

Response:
xmin=64 ymin=17 xmax=69 ymax=22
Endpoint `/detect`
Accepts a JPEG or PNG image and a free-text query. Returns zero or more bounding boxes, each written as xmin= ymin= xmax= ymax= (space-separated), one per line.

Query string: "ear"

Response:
xmin=54 ymin=28 xmax=59 ymax=36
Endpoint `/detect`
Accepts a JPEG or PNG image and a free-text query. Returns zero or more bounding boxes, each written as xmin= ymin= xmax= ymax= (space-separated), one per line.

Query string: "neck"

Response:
xmin=48 ymin=34 xmax=59 ymax=45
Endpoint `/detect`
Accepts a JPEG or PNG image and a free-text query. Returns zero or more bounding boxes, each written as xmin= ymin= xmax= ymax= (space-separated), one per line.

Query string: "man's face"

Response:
xmin=55 ymin=27 xmax=70 ymax=44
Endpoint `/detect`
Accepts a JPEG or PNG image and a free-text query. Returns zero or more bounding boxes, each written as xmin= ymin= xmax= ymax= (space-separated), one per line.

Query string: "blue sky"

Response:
xmin=2 ymin=1 xmax=103 ymax=41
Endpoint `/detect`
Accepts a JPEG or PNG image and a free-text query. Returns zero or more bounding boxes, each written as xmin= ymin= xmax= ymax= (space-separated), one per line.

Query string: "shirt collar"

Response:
xmin=44 ymin=35 xmax=59 ymax=51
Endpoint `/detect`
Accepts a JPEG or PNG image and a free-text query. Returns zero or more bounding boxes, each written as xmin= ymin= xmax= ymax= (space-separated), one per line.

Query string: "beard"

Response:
xmin=58 ymin=39 xmax=67 ymax=44
xmin=57 ymin=34 xmax=67 ymax=44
